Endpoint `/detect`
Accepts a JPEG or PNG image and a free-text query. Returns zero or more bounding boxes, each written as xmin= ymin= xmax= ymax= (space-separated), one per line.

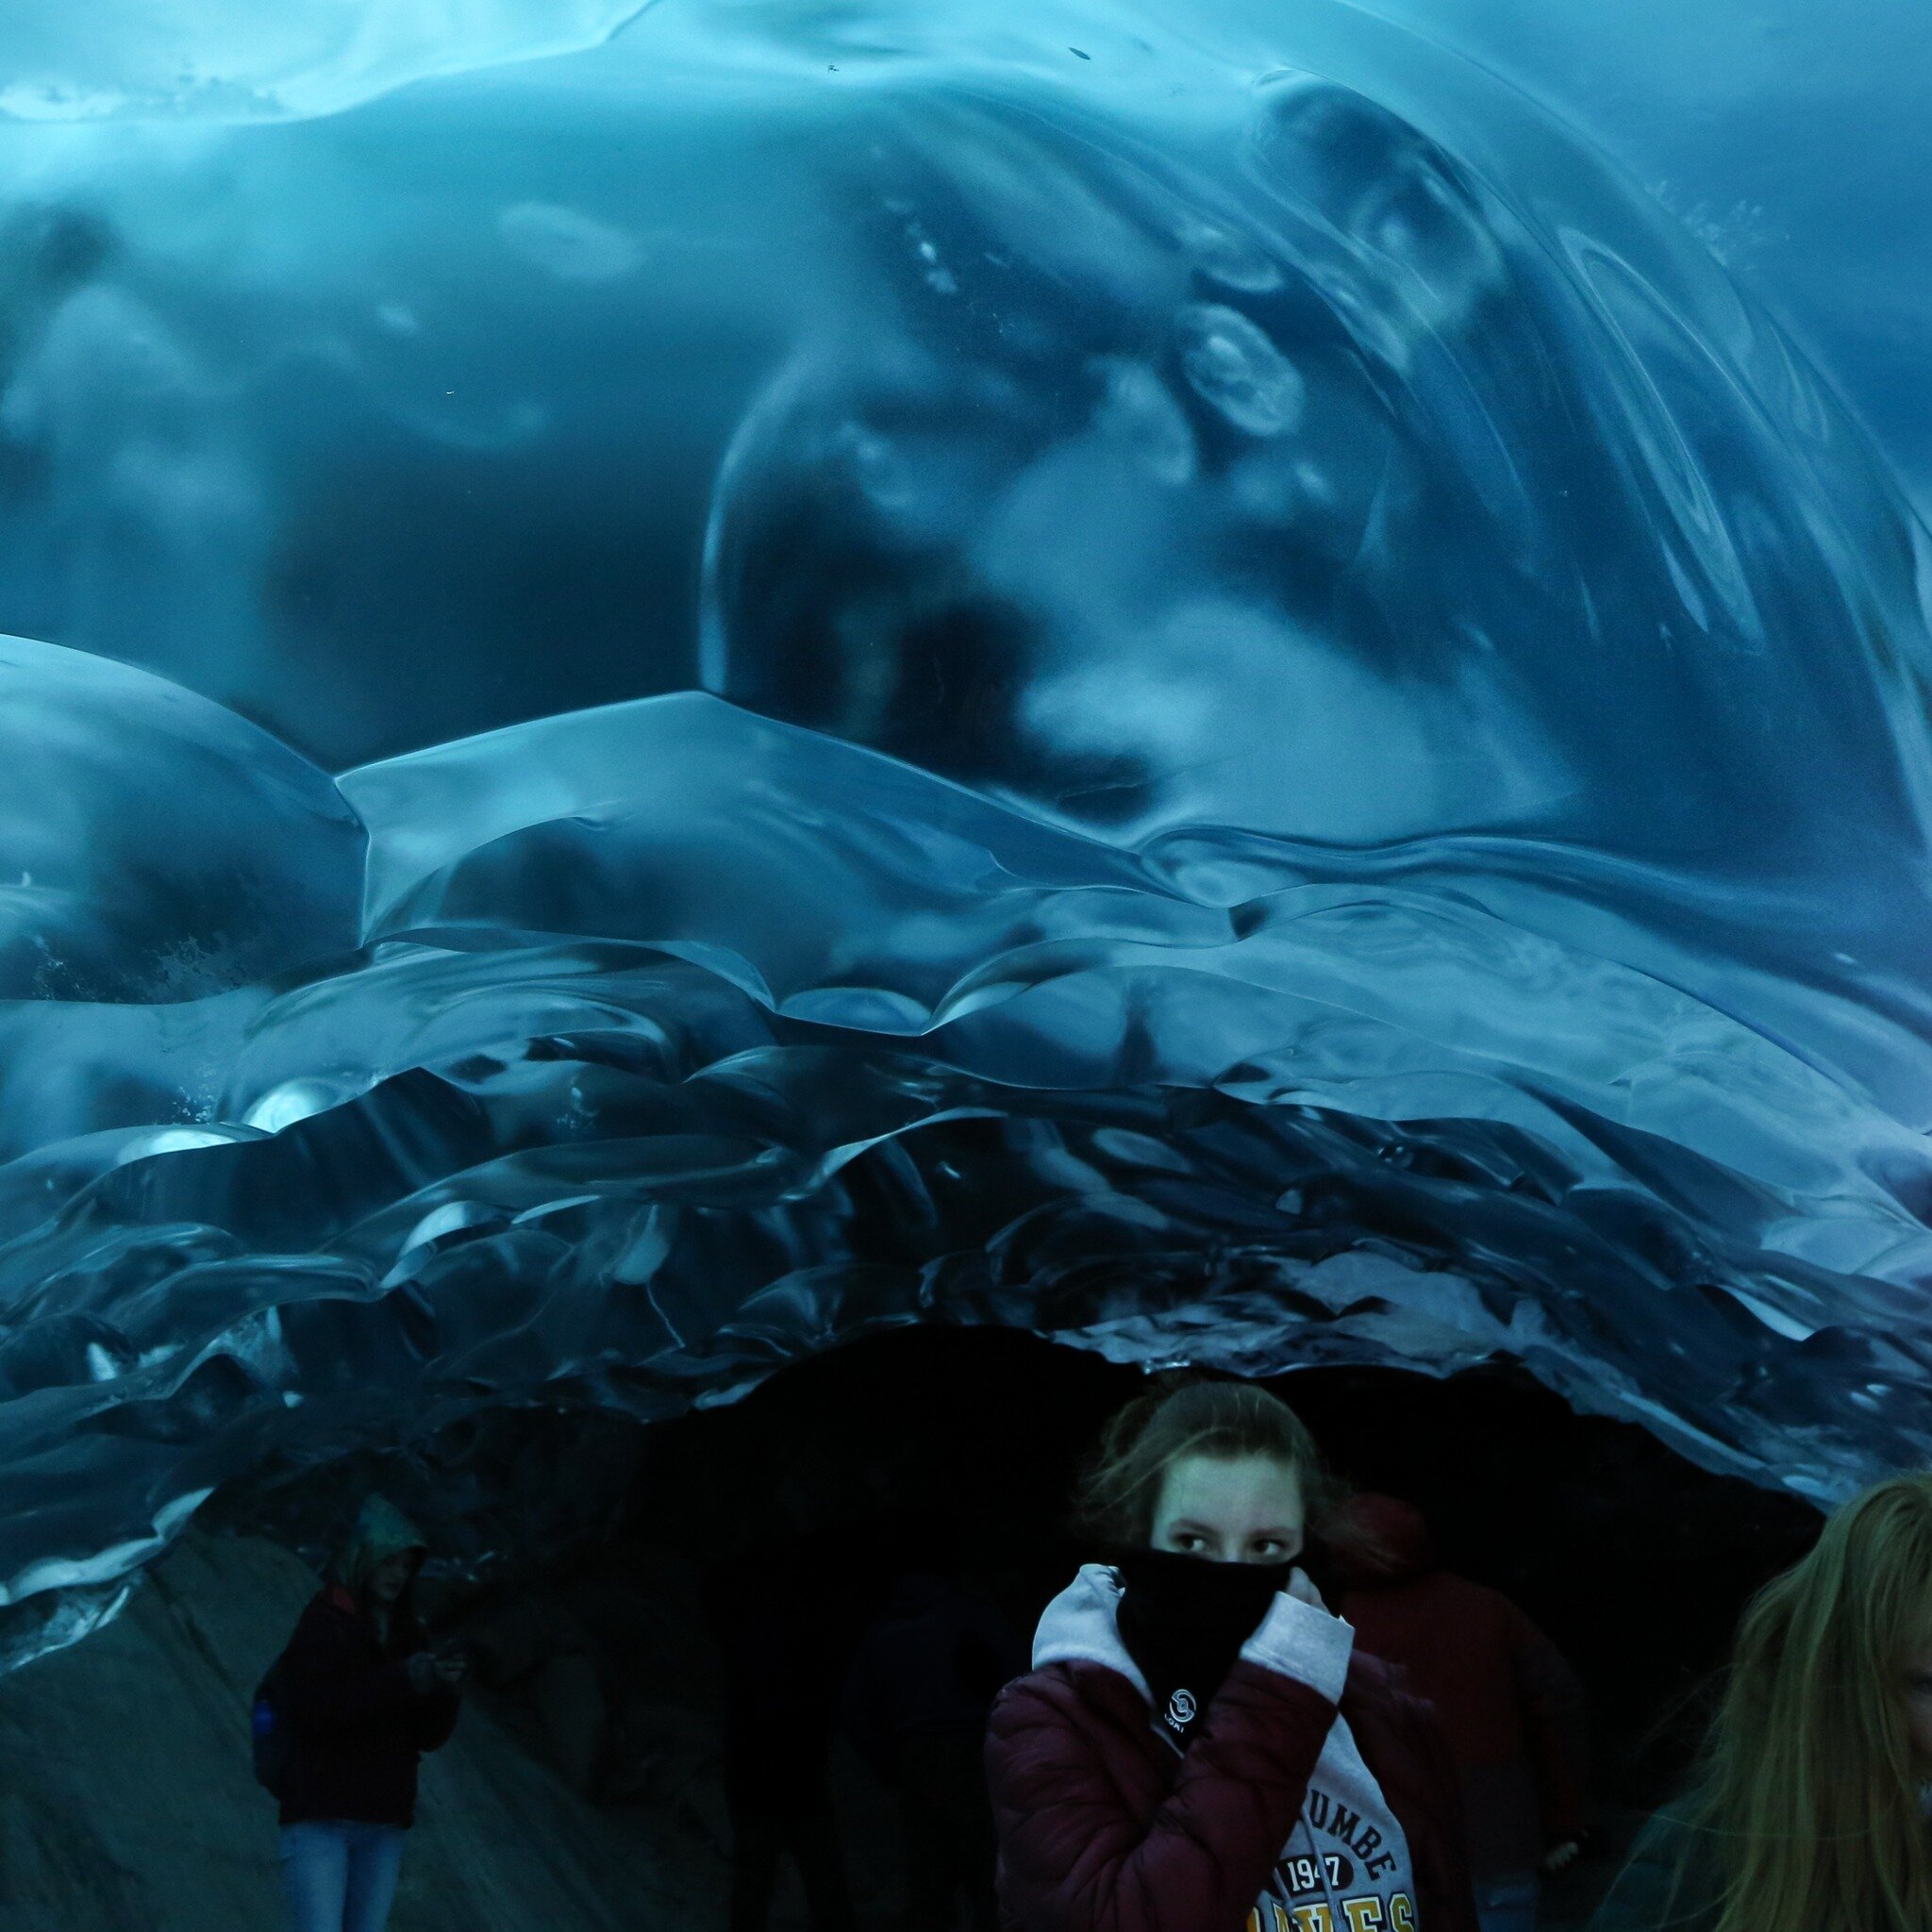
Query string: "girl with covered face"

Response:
xmin=273 ymin=1495 xmax=466 ymax=1932
xmin=986 ymin=1377 xmax=1478 ymax=1932
xmin=1590 ymin=1471 xmax=1932 ymax=1932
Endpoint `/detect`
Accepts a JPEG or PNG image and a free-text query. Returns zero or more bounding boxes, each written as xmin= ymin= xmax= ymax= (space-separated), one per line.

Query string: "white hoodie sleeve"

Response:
xmin=1238 ymin=1590 xmax=1354 ymax=1705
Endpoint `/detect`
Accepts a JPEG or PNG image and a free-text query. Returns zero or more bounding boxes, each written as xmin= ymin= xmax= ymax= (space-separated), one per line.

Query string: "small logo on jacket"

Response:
xmin=1165 ymin=1688 xmax=1197 ymax=1729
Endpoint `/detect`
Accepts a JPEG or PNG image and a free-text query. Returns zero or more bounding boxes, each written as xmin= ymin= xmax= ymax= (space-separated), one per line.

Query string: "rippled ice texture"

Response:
xmin=1 ymin=0 xmax=1931 ymax=1661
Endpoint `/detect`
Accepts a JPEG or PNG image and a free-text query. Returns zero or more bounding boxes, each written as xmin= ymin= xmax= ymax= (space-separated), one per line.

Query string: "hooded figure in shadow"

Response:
xmin=271 ymin=1496 xmax=466 ymax=1932
xmin=843 ymin=1567 xmax=1026 ymax=1932
xmin=1331 ymin=1495 xmax=1590 ymax=1932
xmin=708 ymin=1526 xmax=863 ymax=1932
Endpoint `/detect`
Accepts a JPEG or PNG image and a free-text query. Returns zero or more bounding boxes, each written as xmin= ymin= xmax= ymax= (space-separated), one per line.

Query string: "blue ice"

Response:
xmin=0 ymin=0 xmax=1929 ymax=1662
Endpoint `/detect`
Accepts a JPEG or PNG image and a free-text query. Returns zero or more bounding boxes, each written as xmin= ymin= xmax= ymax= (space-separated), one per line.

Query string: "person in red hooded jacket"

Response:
xmin=273 ymin=1496 xmax=465 ymax=1932
xmin=1328 ymin=1495 xmax=1589 ymax=1932
xmin=987 ymin=1377 xmax=1478 ymax=1932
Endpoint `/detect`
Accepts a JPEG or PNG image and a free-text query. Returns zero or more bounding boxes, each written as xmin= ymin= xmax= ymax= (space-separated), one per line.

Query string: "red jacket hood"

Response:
xmin=1331 ymin=1493 xmax=1437 ymax=1584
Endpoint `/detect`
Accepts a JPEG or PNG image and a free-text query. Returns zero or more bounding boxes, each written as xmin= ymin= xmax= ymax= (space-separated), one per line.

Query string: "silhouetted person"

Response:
xmin=708 ymin=1532 xmax=860 ymax=1932
xmin=1332 ymin=1494 xmax=1588 ymax=1932
xmin=844 ymin=1569 xmax=1025 ymax=1931
xmin=270 ymin=1496 xmax=465 ymax=1932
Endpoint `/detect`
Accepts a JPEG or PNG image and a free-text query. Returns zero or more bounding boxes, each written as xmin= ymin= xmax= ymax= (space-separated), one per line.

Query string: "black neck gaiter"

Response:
xmin=1114 ymin=1548 xmax=1291 ymax=1748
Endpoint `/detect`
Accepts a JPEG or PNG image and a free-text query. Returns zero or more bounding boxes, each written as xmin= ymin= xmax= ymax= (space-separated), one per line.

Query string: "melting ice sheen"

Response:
xmin=3 ymin=0 xmax=1932 ymax=1659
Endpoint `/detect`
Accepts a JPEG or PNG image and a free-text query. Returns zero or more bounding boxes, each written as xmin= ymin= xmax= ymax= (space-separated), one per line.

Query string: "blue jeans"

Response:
xmin=1474 ymin=1872 xmax=1541 ymax=1932
xmin=279 ymin=1821 xmax=407 ymax=1932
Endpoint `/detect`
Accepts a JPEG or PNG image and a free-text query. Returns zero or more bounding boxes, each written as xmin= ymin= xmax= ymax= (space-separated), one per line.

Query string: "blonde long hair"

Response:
xmin=1683 ymin=1471 xmax=1932 ymax=1932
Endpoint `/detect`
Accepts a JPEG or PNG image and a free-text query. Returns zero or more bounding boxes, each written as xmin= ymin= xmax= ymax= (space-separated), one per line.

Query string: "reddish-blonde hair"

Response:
xmin=1074 ymin=1374 xmax=1334 ymax=1550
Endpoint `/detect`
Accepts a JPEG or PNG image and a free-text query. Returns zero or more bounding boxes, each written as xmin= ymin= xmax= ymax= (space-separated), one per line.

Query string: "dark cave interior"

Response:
xmin=215 ymin=1324 xmax=1822 ymax=1825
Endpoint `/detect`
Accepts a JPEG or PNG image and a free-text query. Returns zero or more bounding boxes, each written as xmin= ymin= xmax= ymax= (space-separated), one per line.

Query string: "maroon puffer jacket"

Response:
xmin=987 ymin=1566 xmax=1478 ymax=1932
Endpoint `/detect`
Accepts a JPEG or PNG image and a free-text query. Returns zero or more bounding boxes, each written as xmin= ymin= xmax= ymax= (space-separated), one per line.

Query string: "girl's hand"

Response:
xmin=1286 ymin=1567 xmax=1329 ymax=1612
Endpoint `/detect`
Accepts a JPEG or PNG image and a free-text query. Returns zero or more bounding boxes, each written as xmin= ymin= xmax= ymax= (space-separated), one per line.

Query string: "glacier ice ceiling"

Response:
xmin=3 ymin=0 xmax=1932 ymax=1662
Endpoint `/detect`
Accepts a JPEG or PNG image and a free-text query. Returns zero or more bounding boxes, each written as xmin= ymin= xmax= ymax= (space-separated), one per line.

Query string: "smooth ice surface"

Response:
xmin=1 ymin=0 xmax=1930 ymax=1657
xmin=0 ymin=3 xmax=653 ymax=122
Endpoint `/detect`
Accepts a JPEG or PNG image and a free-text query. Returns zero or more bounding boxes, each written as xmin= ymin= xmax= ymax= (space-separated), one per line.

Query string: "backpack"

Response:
xmin=251 ymin=1655 xmax=291 ymax=1798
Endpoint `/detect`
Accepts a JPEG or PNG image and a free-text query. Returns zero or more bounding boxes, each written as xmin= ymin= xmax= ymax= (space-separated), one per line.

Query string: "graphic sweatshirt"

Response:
xmin=987 ymin=1563 xmax=1477 ymax=1932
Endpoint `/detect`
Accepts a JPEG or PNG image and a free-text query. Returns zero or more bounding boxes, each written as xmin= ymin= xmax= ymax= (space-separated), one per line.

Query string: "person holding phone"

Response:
xmin=273 ymin=1495 xmax=465 ymax=1932
xmin=986 ymin=1376 xmax=1478 ymax=1932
